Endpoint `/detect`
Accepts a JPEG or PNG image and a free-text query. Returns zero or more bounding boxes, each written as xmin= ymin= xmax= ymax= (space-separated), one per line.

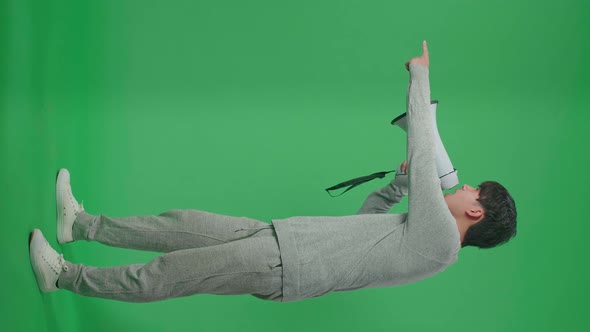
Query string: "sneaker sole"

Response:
xmin=29 ymin=229 xmax=50 ymax=292
xmin=56 ymin=169 xmax=68 ymax=244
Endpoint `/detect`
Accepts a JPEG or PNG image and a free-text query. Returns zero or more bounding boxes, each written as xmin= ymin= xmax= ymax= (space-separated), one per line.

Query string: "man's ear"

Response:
xmin=466 ymin=207 xmax=484 ymax=223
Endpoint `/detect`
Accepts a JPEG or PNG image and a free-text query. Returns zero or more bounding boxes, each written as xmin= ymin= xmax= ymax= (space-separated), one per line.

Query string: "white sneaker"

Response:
xmin=56 ymin=168 xmax=84 ymax=244
xmin=29 ymin=229 xmax=69 ymax=292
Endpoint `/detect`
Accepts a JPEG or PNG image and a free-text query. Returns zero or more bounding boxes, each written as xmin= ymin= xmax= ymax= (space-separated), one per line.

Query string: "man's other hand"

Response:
xmin=394 ymin=160 xmax=409 ymax=196
xmin=405 ymin=40 xmax=429 ymax=71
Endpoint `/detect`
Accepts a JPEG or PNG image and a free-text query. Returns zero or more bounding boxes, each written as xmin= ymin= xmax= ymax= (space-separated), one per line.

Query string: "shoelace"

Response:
xmin=65 ymin=188 xmax=84 ymax=215
xmin=42 ymin=249 xmax=69 ymax=274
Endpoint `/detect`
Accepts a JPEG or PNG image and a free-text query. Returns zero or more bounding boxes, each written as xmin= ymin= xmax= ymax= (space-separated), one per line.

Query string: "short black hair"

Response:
xmin=462 ymin=181 xmax=517 ymax=249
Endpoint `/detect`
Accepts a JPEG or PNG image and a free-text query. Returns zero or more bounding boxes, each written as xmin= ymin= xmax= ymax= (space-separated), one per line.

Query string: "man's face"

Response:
xmin=444 ymin=184 xmax=482 ymax=217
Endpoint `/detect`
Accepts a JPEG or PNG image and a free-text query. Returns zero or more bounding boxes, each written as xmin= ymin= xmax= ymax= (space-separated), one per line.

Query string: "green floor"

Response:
xmin=2 ymin=0 xmax=589 ymax=331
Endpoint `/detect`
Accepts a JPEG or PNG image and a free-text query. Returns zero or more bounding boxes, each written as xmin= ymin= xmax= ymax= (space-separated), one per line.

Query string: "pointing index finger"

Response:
xmin=422 ymin=40 xmax=428 ymax=55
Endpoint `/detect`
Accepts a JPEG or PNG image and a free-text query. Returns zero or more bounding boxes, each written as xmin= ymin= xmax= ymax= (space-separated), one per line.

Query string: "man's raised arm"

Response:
xmin=404 ymin=41 xmax=460 ymax=261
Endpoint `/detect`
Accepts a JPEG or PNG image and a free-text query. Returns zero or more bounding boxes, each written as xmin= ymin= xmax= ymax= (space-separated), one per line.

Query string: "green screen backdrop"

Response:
xmin=2 ymin=0 xmax=589 ymax=331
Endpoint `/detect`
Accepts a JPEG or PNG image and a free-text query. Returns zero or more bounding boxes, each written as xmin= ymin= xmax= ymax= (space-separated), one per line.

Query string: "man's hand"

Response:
xmin=400 ymin=160 xmax=408 ymax=173
xmin=405 ymin=40 xmax=429 ymax=71
xmin=393 ymin=160 xmax=409 ymax=196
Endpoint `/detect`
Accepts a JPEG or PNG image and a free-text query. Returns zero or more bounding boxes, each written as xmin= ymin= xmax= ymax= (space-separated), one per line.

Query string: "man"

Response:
xmin=29 ymin=41 xmax=517 ymax=303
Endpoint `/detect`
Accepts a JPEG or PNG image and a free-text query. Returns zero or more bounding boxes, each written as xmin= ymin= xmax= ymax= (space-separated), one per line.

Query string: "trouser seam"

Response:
xmin=97 ymin=227 xmax=230 ymax=243
xmin=89 ymin=270 xmax=280 ymax=295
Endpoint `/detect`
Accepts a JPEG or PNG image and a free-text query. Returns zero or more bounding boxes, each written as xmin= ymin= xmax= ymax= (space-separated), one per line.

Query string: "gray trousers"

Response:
xmin=57 ymin=210 xmax=284 ymax=302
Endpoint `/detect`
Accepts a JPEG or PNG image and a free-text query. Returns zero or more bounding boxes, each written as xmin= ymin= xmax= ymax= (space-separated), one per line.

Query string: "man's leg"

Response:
xmin=73 ymin=209 xmax=274 ymax=252
xmin=57 ymin=235 xmax=283 ymax=302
